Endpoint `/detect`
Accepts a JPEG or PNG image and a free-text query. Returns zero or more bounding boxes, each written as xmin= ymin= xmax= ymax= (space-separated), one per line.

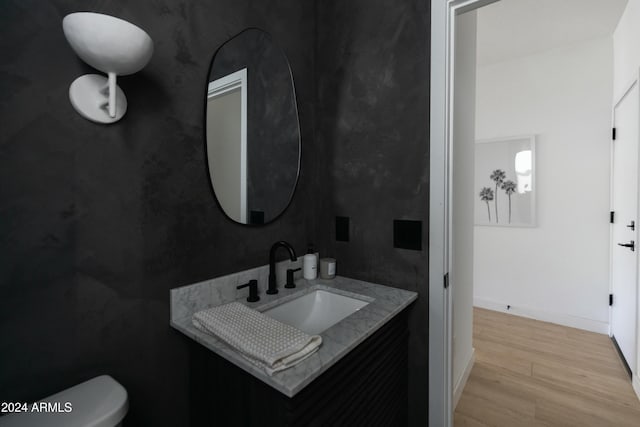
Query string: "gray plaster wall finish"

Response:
xmin=316 ymin=1 xmax=431 ymax=425
xmin=0 ymin=1 xmax=317 ymax=425
xmin=2 ymin=0 xmax=434 ymax=425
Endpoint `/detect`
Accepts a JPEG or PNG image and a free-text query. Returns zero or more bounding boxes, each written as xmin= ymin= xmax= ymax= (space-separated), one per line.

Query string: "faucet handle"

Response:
xmin=237 ymin=279 xmax=259 ymax=302
xmin=285 ymin=268 xmax=301 ymax=289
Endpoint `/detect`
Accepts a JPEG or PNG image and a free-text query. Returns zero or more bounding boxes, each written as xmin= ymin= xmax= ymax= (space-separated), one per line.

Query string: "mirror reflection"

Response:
xmin=206 ymin=28 xmax=300 ymax=225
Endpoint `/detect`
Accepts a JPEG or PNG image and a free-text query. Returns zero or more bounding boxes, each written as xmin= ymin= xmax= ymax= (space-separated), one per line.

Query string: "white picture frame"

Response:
xmin=474 ymin=135 xmax=536 ymax=227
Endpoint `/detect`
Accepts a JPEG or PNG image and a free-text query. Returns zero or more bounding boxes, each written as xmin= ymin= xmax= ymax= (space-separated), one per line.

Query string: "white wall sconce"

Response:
xmin=63 ymin=12 xmax=154 ymax=124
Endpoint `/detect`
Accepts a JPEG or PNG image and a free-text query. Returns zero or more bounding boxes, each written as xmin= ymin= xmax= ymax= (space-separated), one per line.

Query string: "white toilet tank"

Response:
xmin=0 ymin=375 xmax=128 ymax=427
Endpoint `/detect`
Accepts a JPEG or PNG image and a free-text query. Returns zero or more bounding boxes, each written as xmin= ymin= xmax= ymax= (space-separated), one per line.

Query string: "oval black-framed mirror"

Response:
xmin=204 ymin=28 xmax=301 ymax=225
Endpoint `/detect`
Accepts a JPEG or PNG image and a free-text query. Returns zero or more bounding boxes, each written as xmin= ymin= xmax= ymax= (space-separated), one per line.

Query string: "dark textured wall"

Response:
xmin=316 ymin=0 xmax=431 ymax=425
xmin=209 ymin=29 xmax=300 ymax=223
xmin=2 ymin=0 xmax=433 ymax=425
xmin=0 ymin=1 xmax=316 ymax=425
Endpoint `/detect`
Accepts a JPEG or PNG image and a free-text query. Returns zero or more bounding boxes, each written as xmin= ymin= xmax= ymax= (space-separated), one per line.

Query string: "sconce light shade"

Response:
xmin=63 ymin=12 xmax=153 ymax=124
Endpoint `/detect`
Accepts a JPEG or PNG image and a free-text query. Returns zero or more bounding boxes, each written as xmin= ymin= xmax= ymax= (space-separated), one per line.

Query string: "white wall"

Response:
xmin=452 ymin=10 xmax=476 ymax=407
xmin=614 ymin=0 xmax=640 ymax=397
xmin=474 ymin=37 xmax=613 ymax=333
xmin=614 ymin=0 xmax=640 ymax=99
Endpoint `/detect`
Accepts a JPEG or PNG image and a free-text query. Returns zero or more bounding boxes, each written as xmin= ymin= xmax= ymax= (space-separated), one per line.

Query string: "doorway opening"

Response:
xmin=430 ymin=0 xmax=639 ymax=425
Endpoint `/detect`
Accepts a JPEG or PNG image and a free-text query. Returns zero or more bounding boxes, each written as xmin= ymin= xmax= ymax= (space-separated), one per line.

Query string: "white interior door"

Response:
xmin=611 ymin=80 xmax=639 ymax=375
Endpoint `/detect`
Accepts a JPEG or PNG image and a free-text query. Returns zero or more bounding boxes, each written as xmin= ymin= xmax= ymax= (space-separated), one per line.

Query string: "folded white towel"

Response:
xmin=192 ymin=302 xmax=322 ymax=375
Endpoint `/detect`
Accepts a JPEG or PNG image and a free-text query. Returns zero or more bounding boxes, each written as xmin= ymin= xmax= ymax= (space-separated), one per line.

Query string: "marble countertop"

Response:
xmin=170 ymin=274 xmax=417 ymax=397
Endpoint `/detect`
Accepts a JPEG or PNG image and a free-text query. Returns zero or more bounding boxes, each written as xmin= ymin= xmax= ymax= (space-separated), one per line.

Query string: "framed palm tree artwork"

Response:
xmin=474 ymin=135 xmax=536 ymax=227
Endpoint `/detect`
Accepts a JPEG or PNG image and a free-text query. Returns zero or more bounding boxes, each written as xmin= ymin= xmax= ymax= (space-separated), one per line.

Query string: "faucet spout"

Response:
xmin=267 ymin=241 xmax=297 ymax=295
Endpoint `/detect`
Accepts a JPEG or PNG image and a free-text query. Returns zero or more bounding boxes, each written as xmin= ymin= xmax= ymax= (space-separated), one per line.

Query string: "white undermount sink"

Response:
xmin=263 ymin=289 xmax=370 ymax=335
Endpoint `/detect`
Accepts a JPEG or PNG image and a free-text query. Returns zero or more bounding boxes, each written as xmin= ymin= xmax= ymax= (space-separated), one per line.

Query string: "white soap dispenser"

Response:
xmin=303 ymin=244 xmax=318 ymax=280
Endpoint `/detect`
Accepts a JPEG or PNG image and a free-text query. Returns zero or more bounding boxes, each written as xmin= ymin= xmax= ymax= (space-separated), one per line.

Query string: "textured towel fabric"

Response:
xmin=192 ymin=302 xmax=322 ymax=375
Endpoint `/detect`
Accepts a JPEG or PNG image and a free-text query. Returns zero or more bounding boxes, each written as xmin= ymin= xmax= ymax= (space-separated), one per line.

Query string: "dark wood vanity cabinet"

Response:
xmin=189 ymin=311 xmax=409 ymax=426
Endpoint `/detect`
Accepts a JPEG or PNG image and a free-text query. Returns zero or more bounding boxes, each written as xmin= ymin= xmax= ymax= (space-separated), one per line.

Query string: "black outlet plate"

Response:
xmin=336 ymin=216 xmax=350 ymax=242
xmin=393 ymin=219 xmax=422 ymax=251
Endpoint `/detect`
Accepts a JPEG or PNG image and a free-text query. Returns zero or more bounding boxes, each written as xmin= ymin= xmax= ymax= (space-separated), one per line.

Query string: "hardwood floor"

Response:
xmin=454 ymin=308 xmax=640 ymax=426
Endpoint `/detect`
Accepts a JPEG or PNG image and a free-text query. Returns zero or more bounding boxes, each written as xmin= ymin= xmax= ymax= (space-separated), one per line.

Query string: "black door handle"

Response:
xmin=618 ymin=241 xmax=635 ymax=251
xmin=627 ymin=221 xmax=635 ymax=231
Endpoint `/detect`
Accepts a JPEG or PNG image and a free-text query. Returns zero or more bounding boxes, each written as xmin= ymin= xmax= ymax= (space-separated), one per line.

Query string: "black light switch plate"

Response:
xmin=393 ymin=219 xmax=422 ymax=251
xmin=336 ymin=216 xmax=350 ymax=242
xmin=249 ymin=210 xmax=265 ymax=225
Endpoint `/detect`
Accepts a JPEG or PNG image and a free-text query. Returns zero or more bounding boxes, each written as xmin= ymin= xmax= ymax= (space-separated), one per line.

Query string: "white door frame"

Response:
xmin=429 ymin=1 xmax=499 ymax=425
xmin=208 ymin=68 xmax=248 ymax=223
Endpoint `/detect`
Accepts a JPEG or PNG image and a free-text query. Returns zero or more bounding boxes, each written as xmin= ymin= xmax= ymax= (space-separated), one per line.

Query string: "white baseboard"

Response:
xmin=474 ymin=297 xmax=609 ymax=334
xmin=633 ymin=374 xmax=640 ymax=402
xmin=453 ymin=348 xmax=475 ymax=409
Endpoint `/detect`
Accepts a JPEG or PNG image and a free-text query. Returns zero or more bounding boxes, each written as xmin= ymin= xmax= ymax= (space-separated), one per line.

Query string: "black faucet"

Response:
xmin=267 ymin=241 xmax=297 ymax=294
